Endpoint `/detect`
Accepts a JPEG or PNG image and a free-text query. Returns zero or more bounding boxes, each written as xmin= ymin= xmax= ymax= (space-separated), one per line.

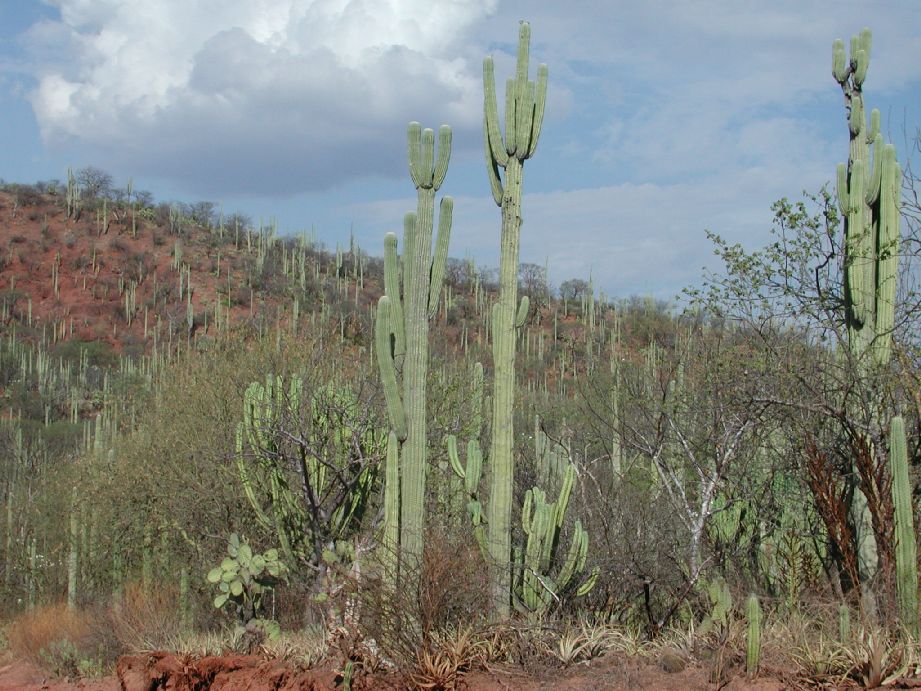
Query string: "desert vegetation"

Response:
xmin=2 ymin=21 xmax=921 ymax=690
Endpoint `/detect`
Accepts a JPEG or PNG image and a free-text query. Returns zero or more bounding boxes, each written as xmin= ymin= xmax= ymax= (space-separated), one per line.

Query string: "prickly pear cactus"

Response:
xmin=206 ymin=533 xmax=287 ymax=634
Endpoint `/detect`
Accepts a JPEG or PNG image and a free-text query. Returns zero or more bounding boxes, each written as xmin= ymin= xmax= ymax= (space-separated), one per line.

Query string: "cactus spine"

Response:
xmin=376 ymin=123 xmax=452 ymax=572
xmin=483 ymin=20 xmax=547 ymax=618
xmin=833 ymin=28 xmax=902 ymax=585
xmin=890 ymin=415 xmax=918 ymax=635
xmin=746 ymin=594 xmax=762 ymax=677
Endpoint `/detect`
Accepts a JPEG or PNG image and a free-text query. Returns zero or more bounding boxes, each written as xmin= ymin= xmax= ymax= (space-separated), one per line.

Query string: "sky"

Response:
xmin=1 ymin=1 xmax=920 ymax=300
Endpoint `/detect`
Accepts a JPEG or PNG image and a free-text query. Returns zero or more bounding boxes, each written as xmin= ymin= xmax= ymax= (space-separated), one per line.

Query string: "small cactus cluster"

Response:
xmin=513 ymin=467 xmax=596 ymax=615
xmin=447 ymin=418 xmax=595 ymax=616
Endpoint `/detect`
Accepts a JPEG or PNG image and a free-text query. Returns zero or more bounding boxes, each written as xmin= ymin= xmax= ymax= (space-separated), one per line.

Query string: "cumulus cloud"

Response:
xmin=14 ymin=0 xmax=921 ymax=296
xmin=25 ymin=0 xmax=498 ymax=194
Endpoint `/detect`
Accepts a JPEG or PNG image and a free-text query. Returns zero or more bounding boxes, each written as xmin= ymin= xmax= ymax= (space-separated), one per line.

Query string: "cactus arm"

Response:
xmin=234 ymin=422 xmax=274 ymax=530
xmin=375 ymin=296 xmax=407 ymax=440
xmin=428 ymin=196 xmax=453 ymax=318
xmin=446 ymin=435 xmax=465 ymax=479
xmin=433 ymin=125 xmax=452 ymax=189
xmin=484 ymin=113 xmax=504 ymax=205
xmin=516 ymin=296 xmax=530 ymax=328
xmin=382 ymin=233 xmax=405 ymax=359
xmin=528 ymin=65 xmax=548 ymax=157
xmin=483 ymin=58 xmax=508 ymax=168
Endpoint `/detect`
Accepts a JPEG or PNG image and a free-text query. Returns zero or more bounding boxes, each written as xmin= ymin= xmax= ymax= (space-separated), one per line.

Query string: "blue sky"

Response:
xmin=1 ymin=1 xmax=920 ymax=299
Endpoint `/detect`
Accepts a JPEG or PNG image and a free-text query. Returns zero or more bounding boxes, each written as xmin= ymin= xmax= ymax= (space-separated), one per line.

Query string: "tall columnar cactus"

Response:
xmin=832 ymin=28 xmax=902 ymax=584
xmin=890 ymin=415 xmax=918 ymax=635
xmin=375 ymin=122 xmax=452 ymax=572
xmin=746 ymin=594 xmax=762 ymax=677
xmin=833 ymin=29 xmax=902 ymax=367
xmin=483 ymin=20 xmax=547 ymax=618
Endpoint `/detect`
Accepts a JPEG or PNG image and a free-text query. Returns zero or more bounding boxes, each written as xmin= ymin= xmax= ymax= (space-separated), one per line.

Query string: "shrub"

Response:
xmin=108 ymin=580 xmax=184 ymax=652
xmin=4 ymin=603 xmax=114 ymax=678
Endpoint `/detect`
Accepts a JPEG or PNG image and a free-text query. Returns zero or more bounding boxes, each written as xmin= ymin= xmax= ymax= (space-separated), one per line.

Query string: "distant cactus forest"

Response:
xmin=2 ymin=22 xmax=921 ymax=689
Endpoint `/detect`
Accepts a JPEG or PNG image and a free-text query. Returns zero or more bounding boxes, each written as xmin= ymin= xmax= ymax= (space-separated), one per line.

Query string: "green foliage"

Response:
xmin=236 ymin=374 xmax=383 ymax=574
xmin=206 ymin=533 xmax=287 ymax=629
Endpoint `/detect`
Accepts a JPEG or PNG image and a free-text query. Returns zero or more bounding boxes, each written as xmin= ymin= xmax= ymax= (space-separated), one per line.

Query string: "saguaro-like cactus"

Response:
xmin=483 ymin=20 xmax=547 ymax=618
xmin=890 ymin=415 xmax=918 ymax=635
xmin=833 ymin=29 xmax=902 ymax=367
xmin=832 ymin=28 xmax=902 ymax=584
xmin=376 ymin=123 xmax=452 ymax=572
xmin=513 ymin=470 xmax=594 ymax=616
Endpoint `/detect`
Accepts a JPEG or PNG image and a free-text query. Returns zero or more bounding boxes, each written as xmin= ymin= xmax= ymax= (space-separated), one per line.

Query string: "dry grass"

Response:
xmin=261 ymin=626 xmax=330 ymax=669
xmin=107 ymin=580 xmax=184 ymax=652
xmin=5 ymin=603 xmax=93 ymax=664
xmin=4 ymin=602 xmax=116 ymax=678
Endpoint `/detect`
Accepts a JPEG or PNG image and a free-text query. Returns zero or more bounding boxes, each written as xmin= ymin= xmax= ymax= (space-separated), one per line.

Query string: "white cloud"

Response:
xmin=25 ymin=0 xmax=498 ymax=194
xmin=13 ymin=1 xmax=921 ymax=297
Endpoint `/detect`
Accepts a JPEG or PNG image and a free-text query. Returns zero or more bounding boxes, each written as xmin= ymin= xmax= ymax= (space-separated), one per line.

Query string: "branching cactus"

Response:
xmin=833 ymin=29 xmax=902 ymax=367
xmin=483 ymin=19 xmax=547 ymax=619
xmin=513 ymin=469 xmax=597 ymax=616
xmin=375 ymin=122 xmax=452 ymax=573
xmin=236 ymin=375 xmax=381 ymax=577
xmin=890 ymin=415 xmax=918 ymax=635
xmin=448 ymin=416 xmax=596 ymax=617
xmin=832 ymin=27 xmax=902 ymax=585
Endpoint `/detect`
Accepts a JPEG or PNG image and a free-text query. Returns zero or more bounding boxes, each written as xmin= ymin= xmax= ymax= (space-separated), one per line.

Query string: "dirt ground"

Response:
xmin=0 ymin=650 xmax=791 ymax=691
xmin=0 ymin=656 xmax=118 ymax=691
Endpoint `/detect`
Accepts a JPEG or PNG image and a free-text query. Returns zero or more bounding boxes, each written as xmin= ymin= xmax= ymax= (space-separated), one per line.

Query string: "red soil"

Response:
xmin=107 ymin=651 xmax=787 ymax=691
